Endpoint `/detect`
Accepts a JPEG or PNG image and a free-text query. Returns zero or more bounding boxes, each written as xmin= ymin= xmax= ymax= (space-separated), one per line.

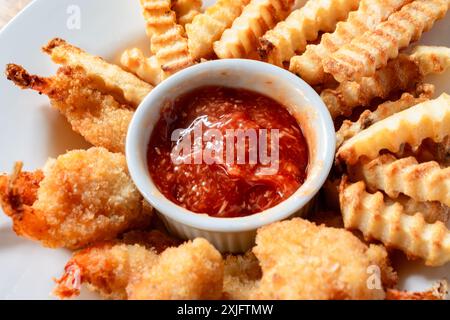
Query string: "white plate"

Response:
xmin=0 ymin=0 xmax=449 ymax=300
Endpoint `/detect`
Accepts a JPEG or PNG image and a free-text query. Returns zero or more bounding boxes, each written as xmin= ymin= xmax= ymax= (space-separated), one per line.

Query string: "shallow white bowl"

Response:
xmin=126 ymin=59 xmax=335 ymax=252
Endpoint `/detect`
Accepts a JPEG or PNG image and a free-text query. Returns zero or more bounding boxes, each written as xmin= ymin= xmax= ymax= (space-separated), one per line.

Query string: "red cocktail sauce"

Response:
xmin=147 ymin=86 xmax=308 ymax=218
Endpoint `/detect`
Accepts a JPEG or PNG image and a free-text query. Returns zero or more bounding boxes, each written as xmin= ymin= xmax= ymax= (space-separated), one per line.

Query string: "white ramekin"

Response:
xmin=126 ymin=59 xmax=335 ymax=253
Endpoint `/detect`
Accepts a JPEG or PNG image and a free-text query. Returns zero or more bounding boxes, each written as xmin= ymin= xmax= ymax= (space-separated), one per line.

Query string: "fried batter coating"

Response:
xmin=54 ymin=230 xmax=179 ymax=299
xmin=128 ymin=238 xmax=224 ymax=300
xmin=323 ymin=0 xmax=448 ymax=82
xmin=213 ymin=0 xmax=295 ymax=59
xmin=0 ymin=148 xmax=152 ymax=249
xmin=386 ymin=280 xmax=448 ymax=300
xmin=250 ymin=218 xmax=391 ymax=299
xmin=223 ymin=252 xmax=262 ymax=300
xmin=340 ymin=179 xmax=450 ymax=266
xmin=6 ymin=64 xmax=132 ymax=153
xmin=43 ymin=38 xmax=152 ymax=108
xmin=259 ymin=0 xmax=360 ymax=66
xmin=290 ymin=0 xmax=412 ymax=85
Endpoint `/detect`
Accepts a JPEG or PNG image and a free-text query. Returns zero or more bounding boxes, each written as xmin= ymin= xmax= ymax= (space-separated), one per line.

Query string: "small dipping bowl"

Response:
xmin=126 ymin=59 xmax=335 ymax=253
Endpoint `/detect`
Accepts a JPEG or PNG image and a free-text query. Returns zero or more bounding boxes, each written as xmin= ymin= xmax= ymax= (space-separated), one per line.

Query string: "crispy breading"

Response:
xmin=172 ymin=0 xmax=203 ymax=26
xmin=340 ymin=179 xmax=450 ymax=266
xmin=223 ymin=252 xmax=262 ymax=300
xmin=213 ymin=0 xmax=295 ymax=59
xmin=0 ymin=148 xmax=152 ymax=250
xmin=127 ymin=239 xmax=224 ymax=300
xmin=120 ymin=48 xmax=165 ymax=86
xmin=186 ymin=0 xmax=250 ymax=60
xmin=386 ymin=281 xmax=448 ymax=300
xmin=290 ymin=0 xmax=412 ymax=85
xmin=410 ymin=45 xmax=450 ymax=76
xmin=250 ymin=218 xmax=390 ymax=299
xmin=42 ymin=38 xmax=152 ymax=108
xmin=5 ymin=64 xmax=132 ymax=153
xmin=54 ymin=230 xmax=179 ymax=299
xmin=321 ymin=54 xmax=422 ymax=119
xmin=349 ymin=154 xmax=450 ymax=206
xmin=259 ymin=0 xmax=360 ymax=66
xmin=140 ymin=0 xmax=193 ymax=75
xmin=337 ymin=94 xmax=450 ymax=165
xmin=336 ymin=91 xmax=432 ymax=149
xmin=323 ymin=0 xmax=448 ymax=82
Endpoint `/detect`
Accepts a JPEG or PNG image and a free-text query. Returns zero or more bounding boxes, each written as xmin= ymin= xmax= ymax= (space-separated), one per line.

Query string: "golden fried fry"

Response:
xmin=6 ymin=64 xmax=132 ymax=153
xmin=127 ymin=239 xmax=224 ymax=300
xmin=120 ymin=48 xmax=165 ymax=85
xmin=388 ymin=195 xmax=449 ymax=224
xmin=251 ymin=218 xmax=391 ymax=299
xmin=340 ymin=179 xmax=450 ymax=266
xmin=172 ymin=0 xmax=203 ymax=26
xmin=323 ymin=0 xmax=448 ymax=82
xmin=337 ymin=94 xmax=450 ymax=165
xmin=258 ymin=0 xmax=360 ymax=66
xmin=349 ymin=154 xmax=450 ymax=207
xmin=321 ymin=54 xmax=422 ymax=119
xmin=336 ymin=92 xmax=432 ymax=149
xmin=140 ymin=0 xmax=193 ymax=75
xmin=223 ymin=252 xmax=262 ymax=300
xmin=0 ymin=148 xmax=152 ymax=250
xmin=186 ymin=0 xmax=250 ymax=60
xmin=43 ymin=38 xmax=152 ymax=108
xmin=213 ymin=0 xmax=295 ymax=59
xmin=290 ymin=0 xmax=412 ymax=85
xmin=410 ymin=45 xmax=450 ymax=76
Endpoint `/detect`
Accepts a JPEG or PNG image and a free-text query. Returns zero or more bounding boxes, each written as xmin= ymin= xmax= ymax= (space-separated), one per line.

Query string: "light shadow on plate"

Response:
xmin=39 ymin=104 xmax=92 ymax=158
xmin=0 ymin=225 xmax=31 ymax=251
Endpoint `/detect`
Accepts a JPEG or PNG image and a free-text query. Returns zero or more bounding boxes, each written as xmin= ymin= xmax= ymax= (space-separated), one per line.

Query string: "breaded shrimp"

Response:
xmin=128 ymin=238 xmax=224 ymax=300
xmin=54 ymin=229 xmax=178 ymax=299
xmin=55 ymin=238 xmax=224 ymax=300
xmin=251 ymin=218 xmax=393 ymax=300
xmin=5 ymin=64 xmax=133 ymax=153
xmin=0 ymin=148 xmax=152 ymax=249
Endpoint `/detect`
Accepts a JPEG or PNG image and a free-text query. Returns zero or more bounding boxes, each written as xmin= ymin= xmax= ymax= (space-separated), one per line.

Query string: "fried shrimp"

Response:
xmin=250 ymin=218 xmax=393 ymax=300
xmin=0 ymin=148 xmax=152 ymax=250
xmin=6 ymin=64 xmax=133 ymax=153
xmin=55 ymin=238 xmax=224 ymax=300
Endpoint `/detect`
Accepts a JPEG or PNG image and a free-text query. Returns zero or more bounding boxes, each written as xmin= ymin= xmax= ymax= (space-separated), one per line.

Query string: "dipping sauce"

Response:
xmin=148 ymin=86 xmax=308 ymax=218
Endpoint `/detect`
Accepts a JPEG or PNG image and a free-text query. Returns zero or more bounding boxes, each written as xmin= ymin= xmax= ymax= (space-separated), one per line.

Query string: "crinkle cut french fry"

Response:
xmin=172 ymin=0 xmax=203 ymax=26
xmin=389 ymin=195 xmax=449 ymax=224
xmin=339 ymin=179 xmax=450 ymax=266
xmin=258 ymin=0 xmax=360 ymax=67
xmin=186 ymin=0 xmax=250 ymax=60
xmin=323 ymin=0 xmax=448 ymax=82
xmin=322 ymin=54 xmax=421 ymax=119
xmin=121 ymin=48 xmax=164 ymax=86
xmin=5 ymin=64 xmax=132 ymax=154
xmin=42 ymin=38 xmax=152 ymax=108
xmin=337 ymin=94 xmax=450 ymax=165
xmin=410 ymin=46 xmax=450 ymax=76
xmin=213 ymin=0 xmax=295 ymax=59
xmin=335 ymin=91 xmax=432 ymax=149
xmin=289 ymin=0 xmax=413 ymax=85
xmin=349 ymin=154 xmax=450 ymax=207
xmin=140 ymin=0 xmax=193 ymax=75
